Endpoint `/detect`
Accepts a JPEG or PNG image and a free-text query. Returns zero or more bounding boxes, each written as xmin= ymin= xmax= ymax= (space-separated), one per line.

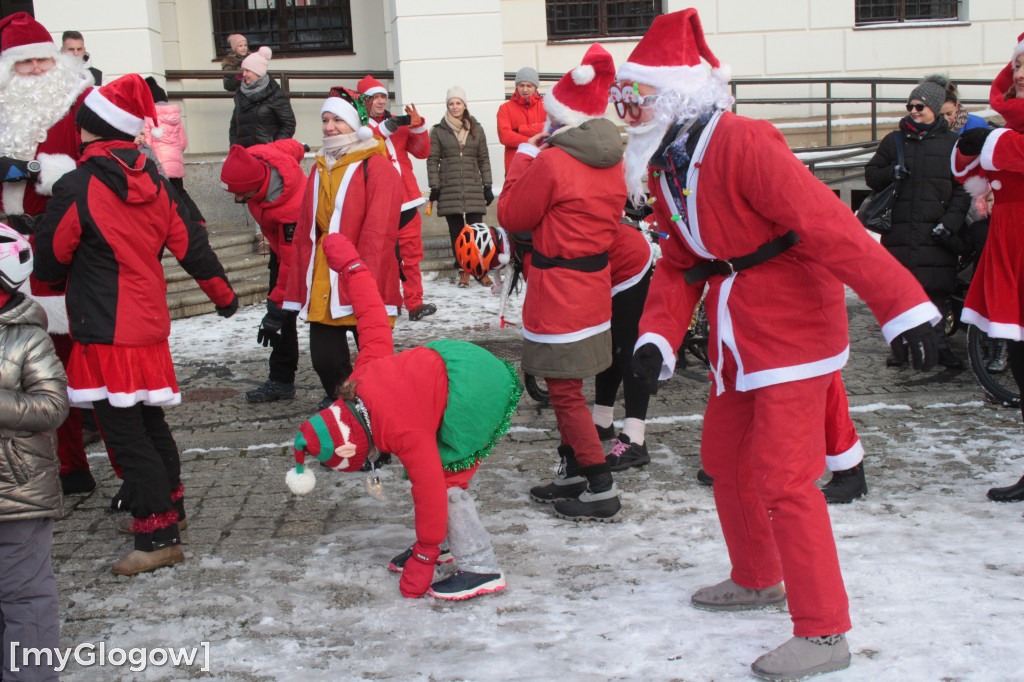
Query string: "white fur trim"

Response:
xmin=962 ymin=308 xmax=1024 ymax=342
xmin=826 ymin=440 xmax=864 ymax=471
xmin=950 ymin=145 xmax=980 ymax=177
xmin=34 ymin=153 xmax=77 ymax=197
xmin=362 ymin=85 xmax=386 ymax=97
xmin=543 ymin=91 xmax=602 ymax=128
xmin=286 ymin=468 xmax=316 ymax=495
xmin=27 ymin=292 xmax=68 ymax=334
xmin=980 ymin=127 xmax=1010 ymax=171
xmin=66 ymin=385 xmax=179 ymax=409
xmin=1014 ymin=40 xmax=1024 ymax=62
xmin=1 ymin=42 xmax=58 ymax=63
xmin=572 ymin=64 xmax=595 ymax=85
xmin=616 ymin=61 xmax=725 ymax=94
xmin=611 ymin=247 xmax=654 ymax=296
xmin=83 ymin=88 xmax=145 ymax=137
xmin=522 ymin=319 xmax=610 ymax=343
xmin=736 ymin=346 xmax=848 ymax=393
xmin=1 ymin=183 xmax=25 ymax=216
xmin=517 ymin=142 xmax=541 ymax=158
xmin=711 ymin=64 xmax=732 ymax=83
xmin=410 ymin=123 xmax=428 ymax=134
xmin=880 ymin=301 xmax=942 ymax=344
xmin=991 ymin=179 xmax=1003 ymax=190
xmin=962 ymin=174 xmax=991 ymax=200
xmin=634 ymin=332 xmax=676 ymax=381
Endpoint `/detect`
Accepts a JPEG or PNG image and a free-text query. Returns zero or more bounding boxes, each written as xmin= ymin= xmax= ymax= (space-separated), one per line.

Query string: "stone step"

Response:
xmin=167 ymin=261 xmax=268 ymax=295
xmin=168 ymin=268 xmax=267 ymax=320
xmin=165 ymin=251 xmax=269 ymax=286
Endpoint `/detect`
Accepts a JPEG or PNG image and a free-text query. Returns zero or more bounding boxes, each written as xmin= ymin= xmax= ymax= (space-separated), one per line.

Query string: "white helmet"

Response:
xmin=0 ymin=223 xmax=33 ymax=294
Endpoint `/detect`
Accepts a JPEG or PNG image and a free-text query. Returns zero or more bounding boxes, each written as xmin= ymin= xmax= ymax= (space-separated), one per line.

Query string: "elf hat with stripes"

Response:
xmin=286 ymin=400 xmax=371 ymax=495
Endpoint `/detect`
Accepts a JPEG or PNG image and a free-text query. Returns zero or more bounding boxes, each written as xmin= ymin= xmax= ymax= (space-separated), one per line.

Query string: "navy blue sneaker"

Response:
xmin=245 ymin=379 xmax=295 ymax=404
xmin=428 ymin=571 xmax=506 ymax=600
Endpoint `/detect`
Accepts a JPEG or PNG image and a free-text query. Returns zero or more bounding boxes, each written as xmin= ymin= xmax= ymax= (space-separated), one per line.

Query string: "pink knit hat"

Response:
xmin=227 ymin=34 xmax=247 ymax=53
xmin=241 ymin=46 xmax=272 ymax=77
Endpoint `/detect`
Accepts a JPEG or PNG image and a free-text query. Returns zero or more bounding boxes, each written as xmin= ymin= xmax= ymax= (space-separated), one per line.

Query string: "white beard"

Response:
xmin=0 ymin=55 xmax=91 ymax=161
xmin=623 ymin=118 xmax=672 ymax=209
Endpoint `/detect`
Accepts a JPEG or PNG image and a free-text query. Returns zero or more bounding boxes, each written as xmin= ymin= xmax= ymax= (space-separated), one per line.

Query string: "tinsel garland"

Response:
xmin=170 ymin=484 xmax=184 ymax=502
xmin=130 ymin=509 xmax=180 ymax=534
xmin=441 ymin=359 xmax=523 ymax=472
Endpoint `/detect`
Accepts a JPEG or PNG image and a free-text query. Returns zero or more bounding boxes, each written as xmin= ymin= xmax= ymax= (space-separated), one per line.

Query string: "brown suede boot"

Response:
xmin=111 ymin=545 xmax=184 ymax=575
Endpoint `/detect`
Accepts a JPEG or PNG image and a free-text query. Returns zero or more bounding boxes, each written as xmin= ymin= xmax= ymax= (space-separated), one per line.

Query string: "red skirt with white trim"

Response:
xmin=66 ymin=341 xmax=181 ymax=408
xmin=961 ymin=211 xmax=1024 ymax=342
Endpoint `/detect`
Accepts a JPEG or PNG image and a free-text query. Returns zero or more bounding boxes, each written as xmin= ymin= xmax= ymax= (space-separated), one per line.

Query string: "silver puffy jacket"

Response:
xmin=0 ymin=293 xmax=69 ymax=520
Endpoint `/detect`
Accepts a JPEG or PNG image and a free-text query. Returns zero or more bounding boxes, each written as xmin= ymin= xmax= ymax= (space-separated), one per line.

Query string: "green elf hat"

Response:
xmin=286 ymin=400 xmax=371 ymax=495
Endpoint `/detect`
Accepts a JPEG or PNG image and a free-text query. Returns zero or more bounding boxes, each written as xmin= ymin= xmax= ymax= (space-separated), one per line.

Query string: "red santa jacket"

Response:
xmin=243 ymin=139 xmax=306 ymax=307
xmin=32 ymin=140 xmax=235 ymax=346
xmin=284 ymin=150 xmax=402 ymax=318
xmin=639 ymin=110 xmax=938 ymax=395
xmin=610 ymin=222 xmax=654 ymax=295
xmin=497 ymin=120 xmax=626 ymax=342
xmin=496 ymin=92 xmax=547 ymax=172
xmin=367 ymin=113 xmax=430 ymax=211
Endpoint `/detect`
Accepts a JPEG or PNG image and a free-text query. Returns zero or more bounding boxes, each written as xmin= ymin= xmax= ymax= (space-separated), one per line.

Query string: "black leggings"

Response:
xmin=309 ymin=322 xmax=359 ymax=399
xmin=267 ymin=253 xmax=299 ymax=384
xmin=445 ymin=213 xmax=484 ymax=266
xmin=594 ymin=266 xmax=654 ymax=420
xmin=1008 ymin=340 xmax=1024 ymax=423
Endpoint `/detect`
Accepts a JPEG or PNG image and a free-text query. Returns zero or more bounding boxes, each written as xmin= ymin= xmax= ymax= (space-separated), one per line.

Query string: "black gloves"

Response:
xmin=257 ymin=299 xmax=288 ymax=347
xmin=302 ymin=143 xmax=311 ymax=153
xmin=632 ymin=343 xmax=664 ymax=395
xmin=429 ymin=187 xmax=440 ymax=203
xmin=931 ymin=223 xmax=951 ymax=243
xmin=896 ymin=322 xmax=938 ymax=371
xmin=216 ymin=295 xmax=239 ymax=319
xmin=0 ymin=156 xmax=38 ymax=183
xmin=484 ymin=186 xmax=494 ymax=206
xmin=957 ymin=127 xmax=992 ymax=157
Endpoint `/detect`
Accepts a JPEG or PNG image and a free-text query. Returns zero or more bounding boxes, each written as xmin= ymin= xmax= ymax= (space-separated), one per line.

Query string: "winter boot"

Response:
xmin=408 ymin=303 xmax=437 ymax=321
xmin=530 ymin=445 xmax=588 ymax=503
xmin=389 ymin=545 xmax=454 ymax=573
xmin=750 ymin=634 xmax=851 ymax=681
xmin=697 ymin=468 xmax=714 ymax=486
xmin=987 ymin=473 xmax=1024 ymax=502
xmin=690 ymin=578 xmax=786 ymax=611
xmin=987 ymin=340 xmax=1009 ymax=373
xmin=428 ymin=571 xmax=506 ymax=600
xmin=594 ymin=423 xmax=616 ymax=441
xmin=112 ymin=525 xmax=183 ymax=576
xmin=245 ymin=379 xmax=296 ymax=404
xmin=937 ymin=346 xmax=964 ymax=370
xmin=605 ymin=434 xmax=651 ymax=472
xmin=552 ymin=462 xmax=621 ymax=521
xmin=820 ymin=463 xmax=868 ymax=504
xmin=60 ymin=469 xmax=96 ymax=494
xmin=457 ymin=271 xmax=470 ymax=288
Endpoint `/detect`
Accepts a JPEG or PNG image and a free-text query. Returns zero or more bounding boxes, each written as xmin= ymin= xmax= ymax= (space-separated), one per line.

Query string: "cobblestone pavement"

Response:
xmin=50 ymin=297 xmax=1023 ymax=681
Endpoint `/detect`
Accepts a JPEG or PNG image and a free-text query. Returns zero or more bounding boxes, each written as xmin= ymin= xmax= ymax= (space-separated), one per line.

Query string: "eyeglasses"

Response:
xmin=905 ymin=103 xmax=927 ymax=113
xmin=13 ymin=58 xmax=55 ymax=74
xmin=610 ymin=84 xmax=651 ymax=120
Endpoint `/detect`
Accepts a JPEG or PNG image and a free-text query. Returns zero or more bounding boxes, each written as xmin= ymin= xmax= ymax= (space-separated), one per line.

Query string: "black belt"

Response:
xmin=531 ymin=249 xmax=609 ymax=273
xmin=683 ymin=230 xmax=800 ymax=285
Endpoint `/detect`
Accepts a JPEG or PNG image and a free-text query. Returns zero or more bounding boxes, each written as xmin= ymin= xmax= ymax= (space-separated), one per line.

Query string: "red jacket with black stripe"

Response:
xmin=32 ymin=140 xmax=235 ymax=346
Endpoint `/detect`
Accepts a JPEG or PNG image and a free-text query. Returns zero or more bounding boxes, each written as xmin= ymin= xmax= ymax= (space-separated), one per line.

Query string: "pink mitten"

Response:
xmin=399 ymin=542 xmax=441 ymax=598
xmin=322 ymin=232 xmax=365 ymax=274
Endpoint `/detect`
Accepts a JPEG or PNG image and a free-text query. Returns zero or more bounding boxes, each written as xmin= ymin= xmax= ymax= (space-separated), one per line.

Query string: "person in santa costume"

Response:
xmin=952 ymin=32 xmax=1024 ymax=504
xmin=497 ymin=43 xmax=627 ymax=521
xmin=357 ymin=75 xmax=436 ymax=322
xmin=0 ymin=12 xmax=96 ymax=496
xmin=286 ymin=231 xmax=520 ymax=600
xmin=220 ymin=141 xmax=306 ymax=404
xmin=620 ymin=9 xmax=940 ymax=679
xmin=284 ymin=89 xmax=403 ymax=410
xmin=33 ymin=74 xmax=239 ymax=576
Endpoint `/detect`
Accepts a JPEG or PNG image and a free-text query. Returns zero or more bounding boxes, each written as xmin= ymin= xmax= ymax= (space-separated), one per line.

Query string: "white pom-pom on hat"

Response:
xmin=572 ymin=64 xmax=595 ymax=85
xmin=151 ymin=126 xmax=163 ymax=139
xmin=286 ymin=467 xmax=316 ymax=495
xmin=991 ymin=179 xmax=1003 ymax=190
xmin=356 ymin=125 xmax=373 ymax=141
xmin=962 ymin=174 xmax=991 ymax=199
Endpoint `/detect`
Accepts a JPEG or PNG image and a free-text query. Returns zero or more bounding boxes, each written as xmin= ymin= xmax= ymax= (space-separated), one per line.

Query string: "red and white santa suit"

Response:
xmin=359 ymin=75 xmax=432 ymax=313
xmin=0 ymin=12 xmax=94 ymax=479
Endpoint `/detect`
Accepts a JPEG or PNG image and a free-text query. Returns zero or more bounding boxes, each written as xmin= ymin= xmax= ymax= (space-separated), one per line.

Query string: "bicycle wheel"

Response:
xmin=967 ymin=325 xmax=1020 ymax=407
xmin=524 ymin=374 xmax=550 ymax=404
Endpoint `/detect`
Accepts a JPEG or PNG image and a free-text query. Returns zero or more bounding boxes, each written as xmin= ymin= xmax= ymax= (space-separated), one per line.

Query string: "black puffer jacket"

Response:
xmin=427 ymin=116 xmax=492 ymax=216
xmin=229 ymin=77 xmax=296 ymax=148
xmin=865 ymin=118 xmax=970 ymax=295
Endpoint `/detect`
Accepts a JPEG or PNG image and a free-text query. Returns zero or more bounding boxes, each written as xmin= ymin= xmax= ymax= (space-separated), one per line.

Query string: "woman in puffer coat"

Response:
xmin=427 ymin=86 xmax=493 ymax=287
xmin=143 ymin=77 xmax=205 ymax=224
xmin=0 ymin=222 xmax=69 ymax=681
xmin=865 ymin=80 xmax=971 ymax=368
xmin=228 ymin=47 xmax=296 ymax=148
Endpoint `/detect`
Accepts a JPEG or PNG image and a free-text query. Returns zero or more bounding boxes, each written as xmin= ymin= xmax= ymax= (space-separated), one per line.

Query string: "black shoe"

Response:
xmin=605 ymin=434 xmax=650 ymax=472
xmin=697 ymin=468 xmax=714 ymax=486
xmin=316 ymin=395 xmax=334 ymax=411
xmin=595 ymin=423 xmax=616 ymax=441
xmin=82 ymin=428 xmax=101 ymax=447
xmin=388 ymin=545 xmax=454 ymax=573
xmin=886 ymin=352 xmax=908 ymax=368
xmin=408 ymin=303 xmax=437 ymax=321
xmin=987 ymin=474 xmax=1024 ymax=502
xmin=60 ymin=469 xmax=96 ymax=495
xmin=552 ymin=463 xmax=621 ymax=521
xmin=429 ymin=571 xmax=506 ymax=600
xmin=937 ymin=347 xmax=964 ymax=370
xmin=361 ymin=452 xmax=392 ymax=471
xmin=987 ymin=341 xmax=1009 ymax=373
xmin=820 ymin=463 xmax=868 ymax=504
xmin=245 ymin=379 xmax=295 ymax=404
xmin=530 ymin=444 xmax=588 ymax=502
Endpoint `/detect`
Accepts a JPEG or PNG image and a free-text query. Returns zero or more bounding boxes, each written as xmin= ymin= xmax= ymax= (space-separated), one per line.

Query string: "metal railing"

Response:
xmin=165 ymin=69 xmax=395 ymax=100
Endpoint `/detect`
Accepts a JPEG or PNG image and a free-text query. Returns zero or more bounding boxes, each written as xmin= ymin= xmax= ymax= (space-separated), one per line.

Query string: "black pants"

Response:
xmin=91 ymin=399 xmax=181 ymax=550
xmin=594 ymin=266 xmax=654 ymax=420
xmin=309 ymin=323 xmax=359 ymax=399
xmin=445 ymin=213 xmax=484 ymax=267
xmin=1007 ymin=340 xmax=1024 ymax=424
xmin=267 ymin=252 xmax=299 ymax=384
xmin=169 ymin=176 xmax=206 ymax=224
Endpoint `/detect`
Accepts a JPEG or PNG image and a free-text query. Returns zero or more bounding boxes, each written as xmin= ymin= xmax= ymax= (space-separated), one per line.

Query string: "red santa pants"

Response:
xmin=702 ymin=372 xmax=851 ymax=637
xmin=547 ymin=378 xmax=605 ymax=466
xmin=399 ymin=211 xmax=425 ymax=310
xmin=51 ymin=333 xmax=87 ymax=476
xmin=825 ymin=372 xmax=862 ymax=471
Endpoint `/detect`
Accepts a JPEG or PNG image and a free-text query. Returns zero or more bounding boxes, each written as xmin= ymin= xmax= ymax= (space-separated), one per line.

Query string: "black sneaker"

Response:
xmin=388 ymin=545 xmax=454 ymax=573
xmin=428 ymin=571 xmax=506 ymax=600
xmin=60 ymin=469 xmax=96 ymax=495
xmin=595 ymin=423 xmax=616 ymax=440
xmin=820 ymin=463 xmax=868 ymax=504
xmin=697 ymin=469 xmax=714 ymax=486
xmin=605 ymin=434 xmax=650 ymax=472
xmin=316 ymin=395 xmax=335 ymax=411
xmin=245 ymin=379 xmax=296 ymax=404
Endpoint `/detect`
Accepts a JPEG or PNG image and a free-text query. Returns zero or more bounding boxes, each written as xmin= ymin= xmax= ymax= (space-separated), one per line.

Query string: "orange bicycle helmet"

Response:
xmin=454 ymin=223 xmax=497 ymax=277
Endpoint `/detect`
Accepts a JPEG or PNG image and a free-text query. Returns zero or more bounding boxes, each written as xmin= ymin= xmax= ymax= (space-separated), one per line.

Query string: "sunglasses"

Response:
xmin=905 ymin=103 xmax=927 ymax=112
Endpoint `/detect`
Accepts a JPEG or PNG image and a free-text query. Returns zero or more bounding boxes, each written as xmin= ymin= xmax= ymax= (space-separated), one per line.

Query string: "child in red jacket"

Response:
xmin=285 ymin=232 xmax=521 ymax=601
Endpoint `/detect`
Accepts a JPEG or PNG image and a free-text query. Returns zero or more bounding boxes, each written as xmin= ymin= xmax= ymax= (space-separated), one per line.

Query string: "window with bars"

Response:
xmin=211 ymin=0 xmax=354 ymax=57
xmin=546 ymin=0 xmax=661 ymax=41
xmin=855 ymin=0 xmax=962 ymax=26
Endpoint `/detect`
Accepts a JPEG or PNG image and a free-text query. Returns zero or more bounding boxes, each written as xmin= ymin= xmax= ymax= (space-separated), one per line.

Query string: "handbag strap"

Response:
xmin=894 ymin=133 xmax=905 ymax=192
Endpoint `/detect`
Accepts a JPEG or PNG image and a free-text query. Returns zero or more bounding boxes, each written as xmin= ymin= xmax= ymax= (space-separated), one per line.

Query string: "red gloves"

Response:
xmin=322 ymin=232 xmax=365 ymax=275
xmin=399 ymin=542 xmax=440 ymax=598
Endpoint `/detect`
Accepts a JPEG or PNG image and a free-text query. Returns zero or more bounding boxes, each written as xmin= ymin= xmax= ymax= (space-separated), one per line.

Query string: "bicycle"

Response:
xmin=966 ymin=325 xmax=1019 ymax=407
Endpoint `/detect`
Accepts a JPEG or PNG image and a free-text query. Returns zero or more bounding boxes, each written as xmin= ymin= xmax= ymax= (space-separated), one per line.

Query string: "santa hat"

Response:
xmin=357 ymin=74 xmax=387 ymax=97
xmin=321 ymin=92 xmax=374 ymax=141
xmin=241 ymin=46 xmax=272 ymax=77
xmin=1013 ymin=31 xmax=1024 ymax=62
xmin=616 ymin=8 xmax=731 ymax=94
xmin=544 ymin=43 xmax=617 ymax=127
xmin=220 ymin=145 xmax=268 ymax=194
xmin=76 ymin=73 xmax=162 ymax=141
xmin=0 ymin=12 xmax=56 ymax=63
xmin=286 ymin=401 xmax=372 ymax=495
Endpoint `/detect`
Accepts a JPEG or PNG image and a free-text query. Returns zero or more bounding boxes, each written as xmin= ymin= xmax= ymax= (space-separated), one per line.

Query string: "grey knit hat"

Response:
xmin=908 ymin=81 xmax=946 ymax=119
xmin=515 ymin=66 xmax=540 ymax=87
